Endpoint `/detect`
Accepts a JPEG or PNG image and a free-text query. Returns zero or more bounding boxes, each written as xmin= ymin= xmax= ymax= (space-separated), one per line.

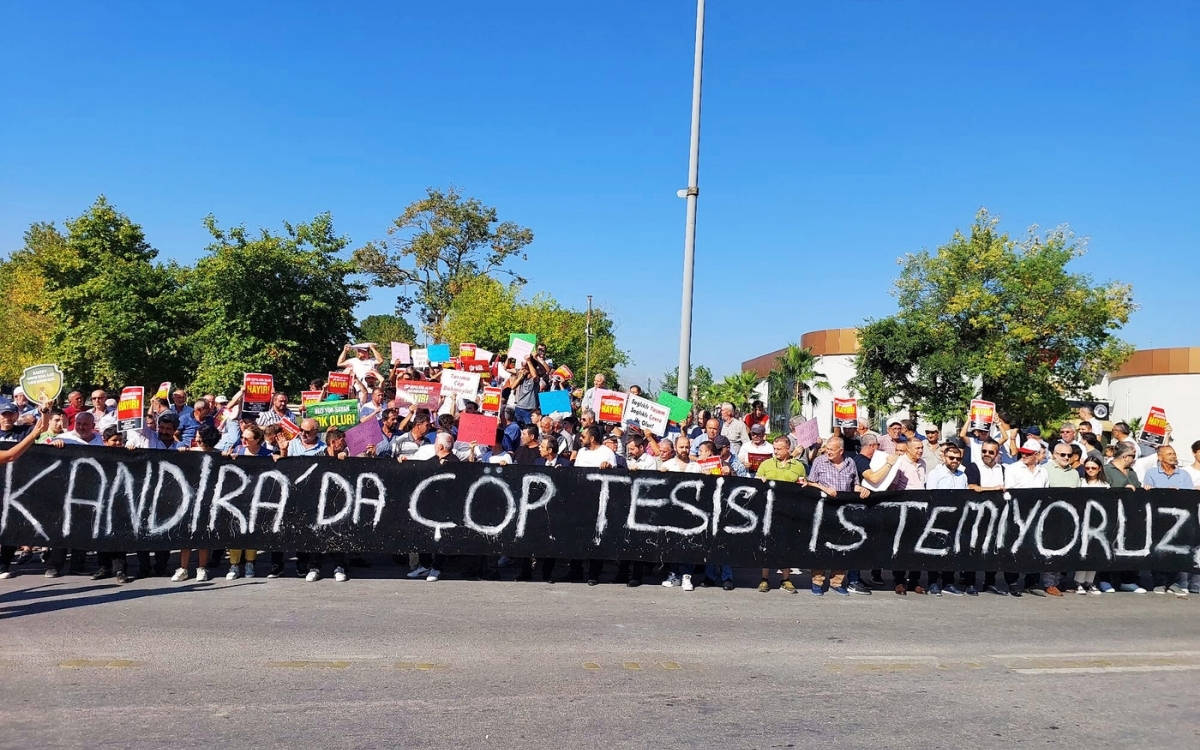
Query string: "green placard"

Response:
xmin=307 ymin=399 xmax=360 ymax=430
xmin=507 ymin=332 xmax=537 ymax=350
xmin=656 ymin=391 xmax=692 ymax=423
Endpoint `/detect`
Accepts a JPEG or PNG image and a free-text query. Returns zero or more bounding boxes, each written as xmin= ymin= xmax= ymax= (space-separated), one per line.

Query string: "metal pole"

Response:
xmin=584 ymin=295 xmax=593 ymax=393
xmin=676 ymin=0 xmax=705 ymax=400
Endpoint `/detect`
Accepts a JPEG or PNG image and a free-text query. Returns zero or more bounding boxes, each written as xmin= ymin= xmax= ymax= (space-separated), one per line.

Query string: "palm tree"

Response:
xmin=709 ymin=370 xmax=763 ymax=412
xmin=766 ymin=343 xmax=831 ymax=421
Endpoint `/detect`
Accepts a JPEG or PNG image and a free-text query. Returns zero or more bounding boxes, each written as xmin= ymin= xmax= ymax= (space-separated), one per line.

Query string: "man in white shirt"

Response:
xmin=962 ymin=438 xmax=1013 ymax=595
xmin=52 ymin=411 xmax=104 ymax=446
xmin=626 ymin=435 xmax=659 ymax=471
xmin=737 ymin=424 xmax=774 ymax=470
xmin=719 ymin=403 xmax=750 ymax=457
xmin=88 ymin=389 xmax=117 ymax=432
xmin=573 ymin=425 xmax=616 ymax=469
xmin=662 ymin=436 xmax=700 ymax=474
xmin=1004 ymin=438 xmax=1049 ymax=489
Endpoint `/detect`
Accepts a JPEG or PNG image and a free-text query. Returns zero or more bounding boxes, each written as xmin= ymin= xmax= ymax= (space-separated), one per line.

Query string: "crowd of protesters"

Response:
xmin=0 ymin=341 xmax=1197 ymax=600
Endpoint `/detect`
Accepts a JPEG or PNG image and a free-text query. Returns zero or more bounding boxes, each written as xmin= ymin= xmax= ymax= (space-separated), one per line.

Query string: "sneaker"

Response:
xmin=171 ymin=567 xmax=189 ymax=582
xmin=226 ymin=565 xmax=241 ymax=581
xmin=407 ymin=566 xmax=431 ymax=580
xmin=831 ymin=586 xmax=849 ymax=596
xmin=1131 ymin=586 xmax=1147 ymax=594
xmin=780 ymin=580 xmax=797 ymax=594
xmin=1026 ymin=587 xmax=1046 ymax=597
xmin=943 ymin=585 xmax=965 ymax=597
xmin=44 ymin=568 xmax=60 ymax=578
xmin=1190 ymin=586 xmax=1200 ymax=596
xmin=846 ymin=581 xmax=872 ymax=595
xmin=928 ymin=583 xmax=942 ymax=596
xmin=661 ymin=573 xmax=679 ymax=588
xmin=722 ymin=580 xmax=735 ymax=591
xmin=757 ymin=579 xmax=770 ymax=593
xmin=305 ymin=569 xmax=321 ymax=582
xmin=266 ymin=565 xmax=283 ymax=579
xmin=1167 ymin=583 xmax=1188 ymax=598
xmin=810 ymin=584 xmax=824 ymax=596
xmin=334 ymin=566 xmax=348 ymax=582
xmin=196 ymin=567 xmax=210 ymax=582
xmin=91 ymin=569 xmax=111 ymax=580
xmin=1045 ymin=586 xmax=1063 ymax=597
xmin=865 ymin=574 xmax=886 ymax=587
xmin=965 ymin=585 xmax=979 ymax=596
xmin=115 ymin=572 xmax=130 ymax=584
xmin=1118 ymin=583 xmax=1143 ymax=593
xmin=985 ymin=585 xmax=1007 ymax=596
xmin=681 ymin=574 xmax=694 ymax=591
xmin=1098 ymin=581 xmax=1115 ymax=593
xmin=1089 ymin=585 xmax=1103 ymax=596
xmin=425 ymin=568 xmax=440 ymax=582
xmin=628 ymin=578 xmax=643 ymax=588
xmin=0 ymin=567 xmax=13 ymax=580
xmin=1151 ymin=585 xmax=1168 ymax=594
xmin=244 ymin=561 xmax=255 ymax=578
xmin=586 ymin=578 xmax=599 ymax=586
xmin=1009 ymin=589 xmax=1023 ymax=597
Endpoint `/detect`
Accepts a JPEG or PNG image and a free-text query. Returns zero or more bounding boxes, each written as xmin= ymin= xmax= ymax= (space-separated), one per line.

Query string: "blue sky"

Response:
xmin=3 ymin=2 xmax=1197 ymax=389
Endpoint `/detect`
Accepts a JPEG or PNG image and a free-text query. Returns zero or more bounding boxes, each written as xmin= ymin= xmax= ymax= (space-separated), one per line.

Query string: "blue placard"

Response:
xmin=538 ymin=389 xmax=571 ymax=415
xmin=427 ymin=343 xmax=451 ymax=363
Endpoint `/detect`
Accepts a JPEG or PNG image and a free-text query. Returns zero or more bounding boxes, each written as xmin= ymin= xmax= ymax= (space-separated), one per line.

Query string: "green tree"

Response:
xmin=852 ymin=210 xmax=1135 ymax=426
xmin=27 ymin=197 xmax=186 ymax=390
xmin=707 ymin=370 xmax=764 ymax=412
xmin=766 ymin=344 xmax=831 ymax=422
xmin=0 ymin=234 xmax=55 ymax=383
xmin=659 ymin=365 xmax=715 ymax=403
xmin=440 ymin=277 xmax=628 ymax=385
xmin=183 ymin=213 xmax=367 ymax=396
xmin=359 ymin=314 xmax=418 ymax=349
xmin=353 ymin=187 xmax=533 ymax=339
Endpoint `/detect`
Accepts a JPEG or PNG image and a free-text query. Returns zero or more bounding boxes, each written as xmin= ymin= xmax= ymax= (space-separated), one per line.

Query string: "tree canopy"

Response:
xmin=441 ymin=276 xmax=627 ymax=386
xmin=852 ymin=210 xmax=1135 ymax=426
xmin=353 ymin=187 xmax=533 ymax=340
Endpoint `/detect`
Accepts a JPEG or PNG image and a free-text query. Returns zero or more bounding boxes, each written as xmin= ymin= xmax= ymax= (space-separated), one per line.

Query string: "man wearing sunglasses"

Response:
xmin=963 ymin=438 xmax=1016 ymax=595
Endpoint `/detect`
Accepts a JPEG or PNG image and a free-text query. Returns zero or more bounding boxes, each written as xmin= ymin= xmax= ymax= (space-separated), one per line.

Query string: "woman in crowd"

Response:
xmin=1070 ymin=456 xmax=1109 ymax=595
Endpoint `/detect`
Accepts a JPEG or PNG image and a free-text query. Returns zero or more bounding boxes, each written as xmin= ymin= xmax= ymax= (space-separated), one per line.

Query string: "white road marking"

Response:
xmin=1014 ymin=664 xmax=1200 ymax=675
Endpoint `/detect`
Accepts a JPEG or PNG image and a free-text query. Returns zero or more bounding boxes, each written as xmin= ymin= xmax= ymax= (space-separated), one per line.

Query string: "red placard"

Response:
xmin=278 ymin=417 xmax=301 ymax=441
xmin=745 ymin=451 xmax=771 ymax=472
xmin=598 ymin=394 xmax=625 ymax=424
xmin=697 ymin=456 xmax=722 ymax=475
xmin=832 ymin=397 xmax=858 ymax=429
xmin=394 ymin=380 xmax=442 ymax=410
xmin=459 ymin=343 xmax=477 ymax=360
xmin=327 ymin=371 xmax=352 ymax=398
xmin=117 ymin=386 xmax=144 ymax=432
xmin=242 ymin=373 xmax=273 ymax=415
xmin=461 ymin=358 xmax=490 ymax=373
xmin=1139 ymin=406 xmax=1168 ymax=447
xmin=968 ymin=399 xmax=996 ymax=432
xmin=480 ymin=386 xmax=502 ymax=414
xmin=458 ymin=413 xmax=499 ymax=447
xmin=301 ymin=390 xmax=323 ymax=410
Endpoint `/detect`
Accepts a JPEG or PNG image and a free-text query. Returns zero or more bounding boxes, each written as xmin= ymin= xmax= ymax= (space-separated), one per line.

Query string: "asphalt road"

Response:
xmin=1 ymin=556 xmax=1197 ymax=749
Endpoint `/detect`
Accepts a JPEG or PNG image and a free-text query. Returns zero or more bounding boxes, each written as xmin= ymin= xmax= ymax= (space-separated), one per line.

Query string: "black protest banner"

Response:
xmin=2 ymin=446 xmax=1198 ymax=571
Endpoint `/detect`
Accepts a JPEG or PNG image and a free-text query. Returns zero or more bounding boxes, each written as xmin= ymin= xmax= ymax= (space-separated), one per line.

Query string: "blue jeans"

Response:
xmin=705 ymin=563 xmax=733 ymax=582
xmin=514 ymin=407 xmax=534 ymax=426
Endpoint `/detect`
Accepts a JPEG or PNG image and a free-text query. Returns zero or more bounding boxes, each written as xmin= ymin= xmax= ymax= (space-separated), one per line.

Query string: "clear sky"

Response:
xmin=3 ymin=2 xmax=1197 ymax=390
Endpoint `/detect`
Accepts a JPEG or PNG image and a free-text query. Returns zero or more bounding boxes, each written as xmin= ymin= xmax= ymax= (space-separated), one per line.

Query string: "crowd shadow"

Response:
xmin=0 ymin=580 xmax=265 ymax=620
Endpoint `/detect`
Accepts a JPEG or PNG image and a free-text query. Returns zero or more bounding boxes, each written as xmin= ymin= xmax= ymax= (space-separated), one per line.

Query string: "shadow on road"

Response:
xmin=0 ymin=580 xmax=267 ymax=620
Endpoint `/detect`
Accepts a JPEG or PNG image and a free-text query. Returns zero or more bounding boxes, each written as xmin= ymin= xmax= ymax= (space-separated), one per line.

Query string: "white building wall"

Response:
xmin=1104 ymin=374 xmax=1200 ymax=451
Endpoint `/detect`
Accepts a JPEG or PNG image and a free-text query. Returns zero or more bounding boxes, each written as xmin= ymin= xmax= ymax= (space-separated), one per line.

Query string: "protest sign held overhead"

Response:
xmin=441 ymin=369 xmax=481 ymax=398
xmin=154 ymin=381 xmax=171 ymax=400
xmin=459 ymin=343 xmax=476 ymax=360
xmin=480 ymin=386 xmax=502 ymax=414
xmin=656 ymin=392 xmax=692 ymax=424
xmin=792 ymin=418 xmax=820 ymax=449
xmin=301 ymin=390 xmax=323 ymax=410
xmin=460 ymin=358 xmax=490 ymax=374
xmin=411 ymin=348 xmax=429 ymax=369
xmin=968 ymin=399 xmax=996 ymax=432
xmin=623 ymin=393 xmax=670 ymax=435
xmin=390 ymin=342 xmax=411 ymax=365
xmin=19 ymin=364 xmax=64 ymax=403
xmin=242 ymin=373 xmax=273 ymax=415
xmin=427 ymin=343 xmax=451 ymax=364
xmin=1139 ymin=406 xmax=1169 ymax=448
xmin=395 ymin=380 xmax=442 ymax=410
xmin=538 ymin=389 xmax=571 ymax=417
xmin=592 ymin=389 xmax=626 ymax=424
xmin=507 ymin=336 xmax=534 ymax=365
xmin=326 ymin=371 xmax=352 ymax=398
xmin=832 ymin=398 xmax=858 ymax=429
xmin=117 ymin=386 xmax=144 ymax=431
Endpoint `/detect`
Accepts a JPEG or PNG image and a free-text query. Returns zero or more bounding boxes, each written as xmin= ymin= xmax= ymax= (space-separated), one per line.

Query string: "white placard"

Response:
xmin=621 ymin=393 xmax=671 ymax=436
xmin=440 ymin=369 xmax=482 ymax=398
xmin=412 ymin=348 xmax=429 ymax=369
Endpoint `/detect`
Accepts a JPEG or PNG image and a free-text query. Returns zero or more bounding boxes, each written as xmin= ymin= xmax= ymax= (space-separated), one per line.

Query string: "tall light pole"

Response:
xmin=584 ymin=294 xmax=593 ymax=391
xmin=676 ymin=0 xmax=705 ymax=400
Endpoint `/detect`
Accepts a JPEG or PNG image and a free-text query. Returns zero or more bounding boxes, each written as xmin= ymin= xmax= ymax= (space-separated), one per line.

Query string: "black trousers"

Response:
xmin=960 ymin=571 xmax=1019 ymax=587
xmin=47 ymin=548 xmax=88 ymax=572
xmin=96 ymin=551 xmax=128 ymax=574
xmin=137 ymin=550 xmax=170 ymax=574
xmin=417 ymin=552 xmax=445 ymax=570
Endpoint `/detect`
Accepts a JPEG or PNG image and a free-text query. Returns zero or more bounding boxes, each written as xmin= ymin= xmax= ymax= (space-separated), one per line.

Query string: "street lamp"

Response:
xmin=676 ymin=0 xmax=705 ymax=400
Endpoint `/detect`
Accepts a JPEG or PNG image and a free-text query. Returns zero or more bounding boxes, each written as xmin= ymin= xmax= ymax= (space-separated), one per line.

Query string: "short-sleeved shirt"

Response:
xmin=807 ymin=454 xmax=858 ymax=493
xmin=1103 ymin=464 xmax=1142 ymax=489
xmin=927 ymin=463 xmax=968 ymax=490
xmin=1143 ymin=463 xmax=1195 ymax=489
xmin=287 ymin=437 xmax=327 ymax=457
xmin=756 ymin=457 xmax=807 ymax=482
